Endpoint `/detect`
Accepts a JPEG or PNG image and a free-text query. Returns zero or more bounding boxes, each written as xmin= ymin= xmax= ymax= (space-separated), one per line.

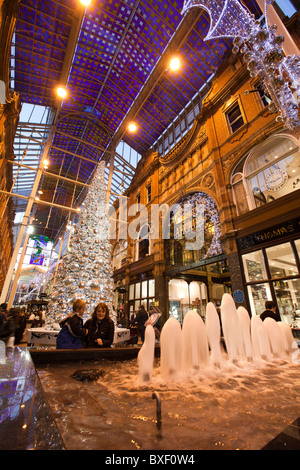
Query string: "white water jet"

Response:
xmin=251 ymin=315 xmax=272 ymax=362
xmin=221 ymin=293 xmax=244 ymax=362
xmin=205 ymin=302 xmax=223 ymax=367
xmin=237 ymin=306 xmax=253 ymax=362
xmin=263 ymin=318 xmax=286 ymax=359
xmin=160 ymin=316 xmax=183 ymax=381
xmin=137 ymin=325 xmax=155 ymax=382
xmin=137 ymin=294 xmax=298 ymax=383
xmin=182 ymin=310 xmax=209 ymax=375
xmin=278 ymin=321 xmax=295 ymax=356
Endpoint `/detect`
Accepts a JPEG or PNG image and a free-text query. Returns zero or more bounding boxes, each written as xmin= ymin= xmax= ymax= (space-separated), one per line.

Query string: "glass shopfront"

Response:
xmin=241 ymin=238 xmax=300 ymax=326
xmin=168 ymin=279 xmax=208 ymax=323
xmin=128 ymin=278 xmax=155 ymax=314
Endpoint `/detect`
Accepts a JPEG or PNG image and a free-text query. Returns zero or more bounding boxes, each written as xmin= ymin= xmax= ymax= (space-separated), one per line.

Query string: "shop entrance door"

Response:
xmin=167 ymin=257 xmax=231 ymax=323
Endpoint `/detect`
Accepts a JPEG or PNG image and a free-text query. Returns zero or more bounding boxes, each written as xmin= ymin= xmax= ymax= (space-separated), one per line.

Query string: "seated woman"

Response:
xmin=84 ymin=303 xmax=115 ymax=348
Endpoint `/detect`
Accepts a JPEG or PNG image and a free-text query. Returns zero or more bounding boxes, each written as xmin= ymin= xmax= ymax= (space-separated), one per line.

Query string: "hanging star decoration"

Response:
xmin=182 ymin=0 xmax=300 ymax=130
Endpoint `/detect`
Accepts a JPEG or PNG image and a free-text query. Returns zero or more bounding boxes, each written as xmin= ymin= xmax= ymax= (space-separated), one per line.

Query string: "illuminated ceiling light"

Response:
xmin=128 ymin=122 xmax=137 ymax=132
xmin=27 ymin=225 xmax=34 ymax=235
xmin=79 ymin=0 xmax=91 ymax=5
xmin=169 ymin=57 xmax=180 ymax=71
xmin=56 ymin=86 xmax=68 ymax=99
xmin=38 ymin=190 xmax=43 ymax=194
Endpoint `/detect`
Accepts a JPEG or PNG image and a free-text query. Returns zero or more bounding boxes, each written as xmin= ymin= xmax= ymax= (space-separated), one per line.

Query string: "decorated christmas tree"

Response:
xmin=46 ymin=161 xmax=115 ymax=324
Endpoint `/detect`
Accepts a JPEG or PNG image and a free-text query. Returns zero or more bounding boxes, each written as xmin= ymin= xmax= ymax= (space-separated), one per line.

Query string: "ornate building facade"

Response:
xmin=0 ymin=1 xmax=299 ymax=330
xmin=112 ymin=12 xmax=300 ymax=327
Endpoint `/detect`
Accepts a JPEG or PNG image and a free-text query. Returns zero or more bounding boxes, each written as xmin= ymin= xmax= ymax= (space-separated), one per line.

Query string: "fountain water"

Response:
xmin=34 ymin=293 xmax=299 ymax=450
xmin=137 ymin=325 xmax=155 ymax=382
xmin=159 ymin=317 xmax=183 ymax=381
xmin=279 ymin=321 xmax=295 ymax=354
xmin=205 ymin=302 xmax=223 ymax=368
xmin=220 ymin=293 xmax=244 ymax=362
xmin=182 ymin=309 xmax=209 ymax=374
xmin=237 ymin=306 xmax=253 ymax=362
xmin=138 ymin=293 xmax=297 ymax=383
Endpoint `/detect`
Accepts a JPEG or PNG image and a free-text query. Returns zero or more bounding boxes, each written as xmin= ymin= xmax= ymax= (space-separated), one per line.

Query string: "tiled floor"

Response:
xmin=261 ymin=417 xmax=300 ymax=450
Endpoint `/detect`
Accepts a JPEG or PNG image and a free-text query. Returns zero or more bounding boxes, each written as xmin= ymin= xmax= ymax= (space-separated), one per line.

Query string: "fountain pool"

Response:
xmin=37 ymin=357 xmax=300 ymax=450
xmin=36 ymin=295 xmax=300 ymax=450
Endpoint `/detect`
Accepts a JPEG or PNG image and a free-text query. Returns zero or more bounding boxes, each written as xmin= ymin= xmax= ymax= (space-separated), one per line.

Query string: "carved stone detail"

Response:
xmin=202 ymin=172 xmax=214 ymax=188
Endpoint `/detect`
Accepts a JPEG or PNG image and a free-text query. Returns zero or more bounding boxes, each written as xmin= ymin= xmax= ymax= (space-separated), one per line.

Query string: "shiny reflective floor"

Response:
xmin=0 ymin=346 xmax=65 ymax=450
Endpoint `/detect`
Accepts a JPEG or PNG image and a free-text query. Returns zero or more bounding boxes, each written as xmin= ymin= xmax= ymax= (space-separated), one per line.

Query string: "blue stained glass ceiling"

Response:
xmin=12 ymin=0 xmax=262 ymax=240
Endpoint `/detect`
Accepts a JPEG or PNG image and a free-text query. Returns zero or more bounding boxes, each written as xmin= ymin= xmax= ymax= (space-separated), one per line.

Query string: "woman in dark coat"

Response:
xmin=84 ymin=303 xmax=115 ymax=348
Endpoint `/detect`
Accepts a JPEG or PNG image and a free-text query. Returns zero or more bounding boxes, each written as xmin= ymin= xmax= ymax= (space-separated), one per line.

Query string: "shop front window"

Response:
xmin=148 ymin=279 xmax=154 ymax=297
xmin=265 ymin=242 xmax=298 ymax=278
xmin=242 ymin=239 xmax=300 ymax=326
xmin=168 ymin=279 xmax=208 ymax=323
xmin=128 ymin=279 xmax=155 ymax=314
xmin=242 ymin=250 xmax=267 ymax=282
xmin=273 ymin=278 xmax=300 ymax=322
xmin=247 ymin=282 xmax=272 ymax=317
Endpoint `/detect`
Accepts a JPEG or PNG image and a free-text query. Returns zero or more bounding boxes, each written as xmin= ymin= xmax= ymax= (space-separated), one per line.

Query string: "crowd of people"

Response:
xmin=0 ymin=298 xmax=157 ymax=350
xmin=56 ymin=301 xmax=159 ymax=349
xmin=0 ymin=296 xmax=283 ymax=351
xmin=0 ymin=303 xmax=27 ymax=347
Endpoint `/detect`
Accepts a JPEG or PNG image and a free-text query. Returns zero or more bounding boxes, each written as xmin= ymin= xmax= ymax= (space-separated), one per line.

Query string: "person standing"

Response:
xmin=132 ymin=305 xmax=148 ymax=343
xmin=260 ymin=300 xmax=281 ymax=322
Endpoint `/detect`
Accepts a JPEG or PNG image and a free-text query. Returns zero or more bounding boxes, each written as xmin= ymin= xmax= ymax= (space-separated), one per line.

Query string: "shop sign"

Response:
xmin=233 ymin=289 xmax=244 ymax=303
xmin=238 ymin=218 xmax=300 ymax=250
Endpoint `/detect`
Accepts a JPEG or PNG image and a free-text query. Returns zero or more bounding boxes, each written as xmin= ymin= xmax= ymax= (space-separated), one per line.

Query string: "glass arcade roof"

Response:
xmin=11 ymin=0 xmax=262 ymax=242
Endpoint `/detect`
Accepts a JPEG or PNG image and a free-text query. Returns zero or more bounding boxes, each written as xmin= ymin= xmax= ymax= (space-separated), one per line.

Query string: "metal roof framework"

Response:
xmin=9 ymin=0 xmax=262 ymax=245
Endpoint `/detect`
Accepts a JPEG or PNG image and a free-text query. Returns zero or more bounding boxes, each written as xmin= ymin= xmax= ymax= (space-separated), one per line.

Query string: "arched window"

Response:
xmin=231 ymin=135 xmax=300 ymax=215
xmin=113 ymin=240 xmax=127 ymax=269
xmin=132 ymin=224 xmax=152 ymax=261
xmin=164 ymin=192 xmax=223 ymax=267
xmin=138 ymin=225 xmax=150 ymax=259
